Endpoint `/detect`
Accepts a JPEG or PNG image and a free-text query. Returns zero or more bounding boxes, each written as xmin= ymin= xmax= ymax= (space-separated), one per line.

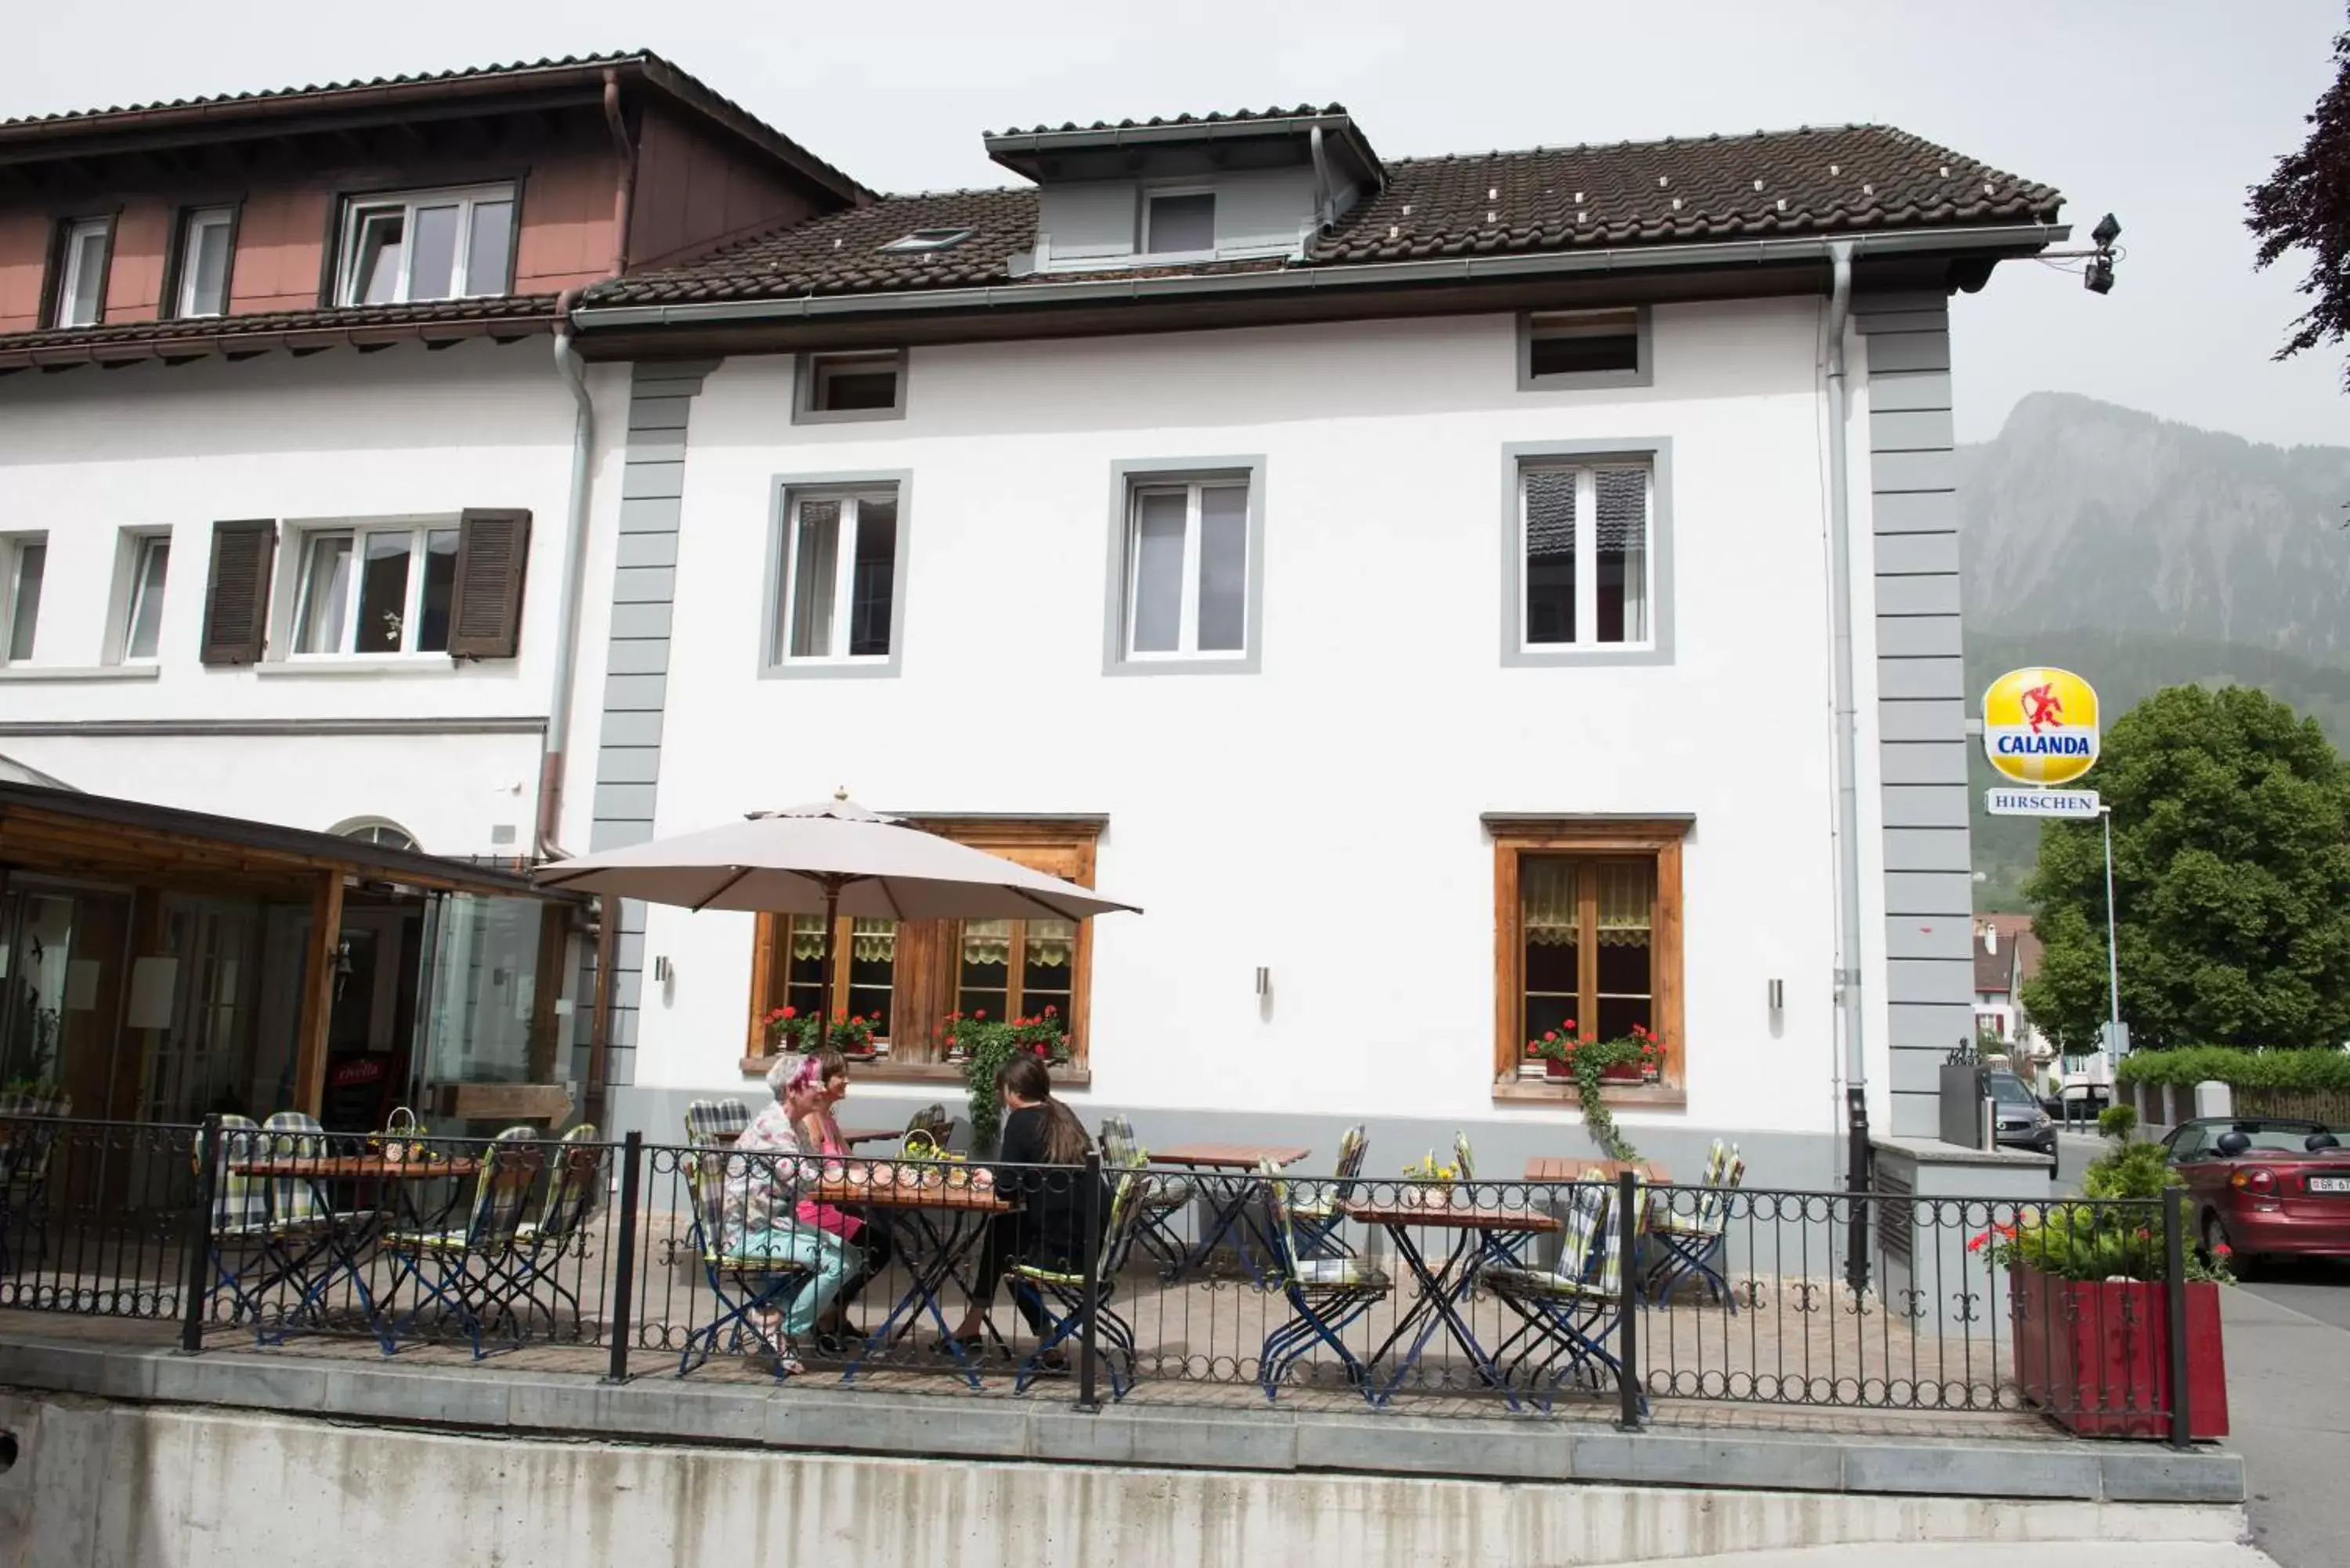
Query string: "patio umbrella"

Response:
xmin=532 ymin=792 xmax=1141 ymax=1046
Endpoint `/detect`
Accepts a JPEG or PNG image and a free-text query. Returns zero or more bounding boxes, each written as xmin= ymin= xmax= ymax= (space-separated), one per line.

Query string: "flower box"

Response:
xmin=1598 ymin=1061 xmax=1646 ymax=1085
xmin=1545 ymin=1059 xmax=1574 ymax=1081
xmin=2008 ymin=1266 xmax=2229 ymax=1439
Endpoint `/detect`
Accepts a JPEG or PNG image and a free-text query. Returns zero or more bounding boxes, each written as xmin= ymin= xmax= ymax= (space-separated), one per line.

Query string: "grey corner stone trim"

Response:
xmin=1858 ymin=296 xmax=1968 ymax=1110
xmin=588 ymin=359 xmax=720 ymax=1088
xmin=1516 ymin=305 xmax=1653 ymax=392
xmin=759 ymin=470 xmax=915 ymax=680
xmin=1101 ymin=454 xmax=1268 ymax=677
xmin=1498 ymin=438 xmax=1676 ymax=668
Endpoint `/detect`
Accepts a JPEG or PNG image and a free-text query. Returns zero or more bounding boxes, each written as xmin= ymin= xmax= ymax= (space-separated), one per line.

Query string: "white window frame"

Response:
xmin=1 ymin=533 xmax=47 ymax=664
xmin=1514 ymin=461 xmax=1657 ymax=656
xmin=109 ymin=529 xmax=173 ymax=665
xmin=334 ymin=183 xmax=515 ymax=307
xmin=772 ymin=486 xmax=903 ymax=669
xmin=791 ymin=349 xmax=906 ymax=425
xmin=174 ymin=207 xmax=236 ymax=320
xmin=1121 ymin=478 xmax=1250 ymax=663
xmin=284 ymin=518 xmax=461 ymax=660
xmin=1141 ymin=187 xmax=1218 ymax=258
xmin=55 ymin=218 xmax=110 ymax=327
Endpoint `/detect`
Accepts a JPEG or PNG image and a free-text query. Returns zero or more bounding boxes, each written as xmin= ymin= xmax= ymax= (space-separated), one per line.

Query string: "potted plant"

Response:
xmin=763 ymin=1006 xmax=880 ymax=1058
xmin=1529 ymin=1028 xmax=1658 ymax=1165
xmin=1401 ymin=1151 xmax=1463 ymax=1208
xmin=1979 ymin=1107 xmax=2232 ymax=1440
xmin=944 ymin=1013 xmax=1022 ymax=1155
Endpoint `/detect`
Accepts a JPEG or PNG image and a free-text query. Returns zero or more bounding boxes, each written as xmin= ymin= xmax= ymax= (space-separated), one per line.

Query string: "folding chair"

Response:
xmin=1479 ymin=1172 xmax=1647 ymax=1415
xmin=249 ymin=1110 xmax=381 ymax=1339
xmin=1007 ymin=1168 xmax=1149 ymax=1398
xmin=1255 ymin=1157 xmax=1392 ymax=1405
xmin=1097 ymin=1115 xmax=1193 ymax=1274
xmin=192 ymin=1115 xmax=289 ymax=1331
xmin=683 ymin=1098 xmax=752 ymax=1148
xmin=382 ymin=1126 xmax=545 ymax=1358
xmin=674 ymin=1143 xmax=813 ymax=1378
xmin=1278 ymin=1124 xmax=1368 ymax=1262
xmin=508 ymin=1124 xmax=608 ymax=1339
xmin=1647 ymin=1141 xmax=1743 ymax=1311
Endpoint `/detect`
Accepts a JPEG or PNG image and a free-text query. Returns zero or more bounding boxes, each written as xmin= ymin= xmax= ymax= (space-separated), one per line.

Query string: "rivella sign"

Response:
xmin=1981 ymin=667 xmax=2100 ymax=786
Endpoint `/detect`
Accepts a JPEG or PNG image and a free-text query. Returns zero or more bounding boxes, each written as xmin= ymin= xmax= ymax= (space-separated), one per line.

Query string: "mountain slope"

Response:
xmin=1959 ymin=392 xmax=2350 ymax=660
xmin=1957 ymin=395 xmax=2350 ymax=912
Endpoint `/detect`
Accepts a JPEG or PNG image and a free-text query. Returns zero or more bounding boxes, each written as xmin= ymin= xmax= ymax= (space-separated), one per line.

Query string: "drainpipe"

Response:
xmin=1822 ymin=240 xmax=1871 ymax=1288
xmin=535 ymin=70 xmax=638 ymax=860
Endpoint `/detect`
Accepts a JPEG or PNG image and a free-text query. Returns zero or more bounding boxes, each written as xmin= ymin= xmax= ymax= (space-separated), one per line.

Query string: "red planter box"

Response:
xmin=1599 ymin=1062 xmax=1645 ymax=1084
xmin=2008 ymin=1267 xmax=2229 ymax=1439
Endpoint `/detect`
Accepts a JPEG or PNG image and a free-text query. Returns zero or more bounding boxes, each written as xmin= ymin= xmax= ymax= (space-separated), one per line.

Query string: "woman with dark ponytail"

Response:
xmin=938 ymin=1055 xmax=1108 ymax=1354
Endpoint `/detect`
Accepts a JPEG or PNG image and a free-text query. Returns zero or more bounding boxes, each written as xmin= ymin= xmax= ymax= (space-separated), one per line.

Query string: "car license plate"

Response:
xmin=2308 ymin=1176 xmax=2350 ymax=1194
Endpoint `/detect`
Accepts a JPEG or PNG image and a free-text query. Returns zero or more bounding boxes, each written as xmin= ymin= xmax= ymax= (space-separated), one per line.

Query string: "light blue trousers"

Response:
xmin=736 ymin=1223 xmax=864 ymax=1336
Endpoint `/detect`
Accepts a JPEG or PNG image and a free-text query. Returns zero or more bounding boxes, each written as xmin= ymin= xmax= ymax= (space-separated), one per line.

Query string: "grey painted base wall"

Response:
xmin=611 ymin=1084 xmax=1846 ymax=1193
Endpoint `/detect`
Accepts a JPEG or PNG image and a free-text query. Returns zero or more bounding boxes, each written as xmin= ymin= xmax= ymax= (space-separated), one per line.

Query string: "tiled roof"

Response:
xmin=0 ymin=295 xmax=560 ymax=370
xmin=0 ymin=52 xmax=870 ymax=203
xmin=1974 ymin=946 xmax=2012 ymax=995
xmin=589 ymin=123 xmax=2059 ymax=310
xmin=986 ymin=103 xmax=1349 ymax=137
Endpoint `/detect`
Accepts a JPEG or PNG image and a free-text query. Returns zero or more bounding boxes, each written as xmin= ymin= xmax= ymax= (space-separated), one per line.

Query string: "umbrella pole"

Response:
xmin=817 ymin=880 xmax=838 ymax=1051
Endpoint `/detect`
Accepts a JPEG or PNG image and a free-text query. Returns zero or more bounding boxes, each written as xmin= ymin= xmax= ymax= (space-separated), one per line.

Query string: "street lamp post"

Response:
xmin=2100 ymin=804 xmax=2123 ymax=1057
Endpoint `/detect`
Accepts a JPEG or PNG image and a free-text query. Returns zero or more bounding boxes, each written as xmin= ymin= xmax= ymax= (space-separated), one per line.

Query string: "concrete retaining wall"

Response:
xmin=0 ymin=1391 xmax=2247 ymax=1568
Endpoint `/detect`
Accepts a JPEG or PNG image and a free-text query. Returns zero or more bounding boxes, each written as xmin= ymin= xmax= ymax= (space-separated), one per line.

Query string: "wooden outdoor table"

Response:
xmin=1340 ymin=1198 xmax=1561 ymax=1411
xmin=1523 ymin=1158 xmax=1671 ymax=1184
xmin=807 ymin=1176 xmax=1012 ymax=1214
xmin=228 ymin=1157 xmax=480 ymax=1180
xmin=1151 ymin=1143 xmax=1311 ymax=1169
xmin=837 ymin=1127 xmax=902 ymax=1148
xmin=1148 ymin=1143 xmax=1310 ymax=1283
xmin=1340 ymin=1199 xmax=1561 ymax=1233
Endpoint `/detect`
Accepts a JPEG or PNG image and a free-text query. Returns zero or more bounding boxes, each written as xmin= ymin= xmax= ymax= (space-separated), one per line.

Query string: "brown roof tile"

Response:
xmin=0 ymin=295 xmax=560 ymax=370
xmin=0 ymin=52 xmax=870 ymax=204
xmin=591 ymin=122 xmax=2059 ymax=310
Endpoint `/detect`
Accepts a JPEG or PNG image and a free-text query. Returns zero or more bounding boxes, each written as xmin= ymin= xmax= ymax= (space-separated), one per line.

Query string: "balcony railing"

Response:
xmin=0 ymin=1115 xmax=2199 ymax=1443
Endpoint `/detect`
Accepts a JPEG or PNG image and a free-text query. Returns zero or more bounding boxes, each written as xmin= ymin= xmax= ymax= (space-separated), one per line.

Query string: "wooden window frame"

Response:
xmin=1490 ymin=818 xmax=1688 ymax=1104
xmin=743 ymin=817 xmax=1103 ymax=1084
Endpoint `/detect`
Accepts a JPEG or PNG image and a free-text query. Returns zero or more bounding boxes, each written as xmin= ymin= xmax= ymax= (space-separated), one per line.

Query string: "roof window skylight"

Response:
xmin=878 ymin=227 xmax=975 ymax=254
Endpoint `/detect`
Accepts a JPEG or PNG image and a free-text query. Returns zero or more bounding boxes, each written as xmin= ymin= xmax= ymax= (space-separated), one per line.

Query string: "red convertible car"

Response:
xmin=2163 ymin=1115 xmax=2350 ymax=1270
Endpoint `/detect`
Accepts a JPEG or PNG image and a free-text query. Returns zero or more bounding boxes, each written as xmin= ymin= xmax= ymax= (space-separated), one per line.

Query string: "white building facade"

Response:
xmin=564 ymin=111 xmax=2067 ymax=1183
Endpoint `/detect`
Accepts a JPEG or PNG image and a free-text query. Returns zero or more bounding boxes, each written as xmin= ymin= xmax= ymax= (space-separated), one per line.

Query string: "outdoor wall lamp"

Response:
xmin=1767 ymin=977 xmax=1784 ymax=1013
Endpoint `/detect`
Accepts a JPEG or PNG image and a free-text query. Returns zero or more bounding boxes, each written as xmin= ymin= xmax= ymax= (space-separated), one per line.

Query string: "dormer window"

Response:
xmin=879 ymin=228 xmax=974 ymax=254
xmin=335 ymin=184 xmax=515 ymax=306
xmin=1144 ymin=192 xmax=1216 ymax=255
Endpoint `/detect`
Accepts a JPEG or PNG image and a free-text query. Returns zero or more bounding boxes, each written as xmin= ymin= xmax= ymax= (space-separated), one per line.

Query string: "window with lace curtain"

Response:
xmin=743 ymin=817 xmax=1103 ymax=1074
xmin=1491 ymin=817 xmax=1687 ymax=1093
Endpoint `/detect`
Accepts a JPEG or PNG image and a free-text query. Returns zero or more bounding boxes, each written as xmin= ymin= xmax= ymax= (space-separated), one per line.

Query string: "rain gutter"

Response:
xmin=569 ymin=223 xmax=2066 ymax=332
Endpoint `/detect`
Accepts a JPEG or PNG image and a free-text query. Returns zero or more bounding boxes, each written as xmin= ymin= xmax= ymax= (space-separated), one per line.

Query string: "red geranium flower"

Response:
xmin=974 ymin=1008 xmax=987 ymax=1020
xmin=1043 ymin=1004 xmax=1058 ymax=1017
xmin=780 ymin=1006 xmax=797 ymax=1021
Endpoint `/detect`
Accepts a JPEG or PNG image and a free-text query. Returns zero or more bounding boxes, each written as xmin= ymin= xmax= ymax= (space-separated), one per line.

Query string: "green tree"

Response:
xmin=2248 ymin=10 xmax=2350 ymax=393
xmin=2022 ymin=685 xmax=2350 ymax=1053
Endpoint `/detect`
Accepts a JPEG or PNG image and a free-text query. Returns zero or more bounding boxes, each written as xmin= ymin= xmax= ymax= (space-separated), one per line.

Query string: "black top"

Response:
xmin=996 ymin=1104 xmax=1107 ymax=1271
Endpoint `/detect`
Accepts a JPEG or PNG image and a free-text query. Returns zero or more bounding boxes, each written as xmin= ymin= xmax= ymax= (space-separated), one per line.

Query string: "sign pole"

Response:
xmin=2101 ymin=804 xmax=2123 ymax=1058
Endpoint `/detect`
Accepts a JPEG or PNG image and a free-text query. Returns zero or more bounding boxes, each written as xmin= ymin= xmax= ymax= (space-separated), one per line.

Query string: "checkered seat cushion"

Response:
xmin=1096 ymin=1115 xmax=1194 ymax=1209
xmin=685 ymin=1098 xmax=752 ymax=1146
xmin=1290 ymin=1255 xmax=1390 ymax=1291
xmin=1477 ymin=1262 xmax=1612 ymax=1301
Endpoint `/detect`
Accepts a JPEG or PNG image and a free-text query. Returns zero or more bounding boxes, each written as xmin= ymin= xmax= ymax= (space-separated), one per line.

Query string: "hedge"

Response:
xmin=2116 ymin=1046 xmax=2350 ymax=1092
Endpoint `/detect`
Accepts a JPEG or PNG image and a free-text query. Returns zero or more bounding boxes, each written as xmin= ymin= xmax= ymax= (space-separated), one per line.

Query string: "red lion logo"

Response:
xmin=2023 ymin=683 xmax=2064 ymax=735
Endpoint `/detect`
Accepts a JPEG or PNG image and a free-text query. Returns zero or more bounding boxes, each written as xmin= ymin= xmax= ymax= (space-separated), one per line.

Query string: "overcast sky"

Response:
xmin=7 ymin=0 xmax=2345 ymax=450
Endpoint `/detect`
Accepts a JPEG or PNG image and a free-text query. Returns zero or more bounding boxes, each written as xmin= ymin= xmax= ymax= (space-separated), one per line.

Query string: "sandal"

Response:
xmin=931 ymin=1331 xmax=985 ymax=1357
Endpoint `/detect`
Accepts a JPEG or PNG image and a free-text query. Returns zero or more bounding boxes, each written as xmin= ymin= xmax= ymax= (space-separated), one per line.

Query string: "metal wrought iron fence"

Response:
xmin=0 ymin=1115 xmax=2203 ymax=1447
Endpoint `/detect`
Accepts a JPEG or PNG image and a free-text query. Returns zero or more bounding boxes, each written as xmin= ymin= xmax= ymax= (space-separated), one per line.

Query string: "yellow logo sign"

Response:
xmin=1982 ymin=667 xmax=2100 ymax=785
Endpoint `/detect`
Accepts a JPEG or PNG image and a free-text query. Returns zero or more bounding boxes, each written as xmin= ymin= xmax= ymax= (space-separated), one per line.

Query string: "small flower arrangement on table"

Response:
xmin=1400 ymin=1150 xmax=1467 ymax=1209
xmin=762 ymin=1006 xmax=880 ymax=1057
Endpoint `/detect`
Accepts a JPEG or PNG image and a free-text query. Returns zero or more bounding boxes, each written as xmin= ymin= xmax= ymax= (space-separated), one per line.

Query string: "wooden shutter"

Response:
xmin=198 ymin=519 xmax=276 ymax=667
xmin=446 ymin=508 xmax=532 ymax=659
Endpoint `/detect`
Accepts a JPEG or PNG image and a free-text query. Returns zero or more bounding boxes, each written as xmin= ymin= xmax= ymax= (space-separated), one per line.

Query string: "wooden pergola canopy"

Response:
xmin=0 ymin=780 xmax=563 ymax=902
